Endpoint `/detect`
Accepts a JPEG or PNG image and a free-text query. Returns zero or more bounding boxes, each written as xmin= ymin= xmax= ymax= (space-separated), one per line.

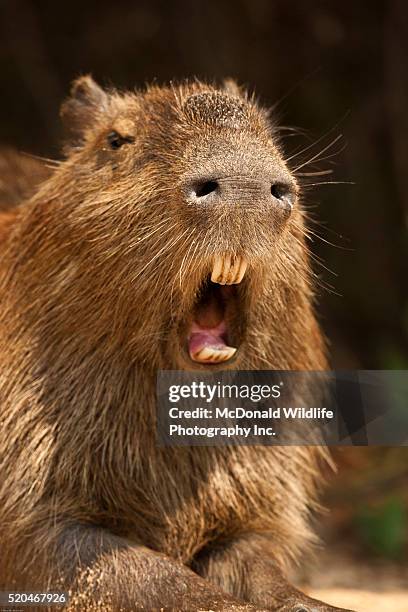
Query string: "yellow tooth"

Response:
xmin=192 ymin=346 xmax=237 ymax=364
xmin=230 ymin=255 xmax=246 ymax=284
xmin=217 ymin=347 xmax=237 ymax=362
xmin=225 ymin=255 xmax=237 ymax=284
xmin=194 ymin=347 xmax=214 ymax=361
xmin=211 ymin=254 xmax=247 ymax=285
xmin=221 ymin=253 xmax=232 ymax=284
xmin=211 ymin=254 xmax=225 ymax=284
xmin=218 ymin=347 xmax=237 ymax=361
xmin=229 ymin=255 xmax=240 ymax=284
xmin=235 ymin=258 xmax=248 ymax=284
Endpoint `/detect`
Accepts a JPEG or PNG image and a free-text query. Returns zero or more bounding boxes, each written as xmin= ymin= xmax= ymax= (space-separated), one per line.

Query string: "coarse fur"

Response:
xmin=0 ymin=77 xmax=349 ymax=611
xmin=0 ymin=149 xmax=51 ymax=241
xmin=0 ymin=148 xmax=52 ymax=211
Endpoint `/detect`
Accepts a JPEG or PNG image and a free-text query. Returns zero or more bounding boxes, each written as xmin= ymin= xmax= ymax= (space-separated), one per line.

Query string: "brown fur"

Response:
xmin=0 ymin=77 xmax=349 ymax=611
xmin=0 ymin=148 xmax=52 ymax=211
xmin=0 ymin=149 xmax=52 ymax=241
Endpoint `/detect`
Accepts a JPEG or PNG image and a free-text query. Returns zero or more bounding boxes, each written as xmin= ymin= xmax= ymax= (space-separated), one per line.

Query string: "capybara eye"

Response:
xmin=107 ymin=131 xmax=134 ymax=150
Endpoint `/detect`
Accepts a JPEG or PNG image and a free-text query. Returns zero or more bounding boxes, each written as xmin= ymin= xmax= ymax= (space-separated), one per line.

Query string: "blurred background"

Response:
xmin=0 ymin=0 xmax=407 ymax=604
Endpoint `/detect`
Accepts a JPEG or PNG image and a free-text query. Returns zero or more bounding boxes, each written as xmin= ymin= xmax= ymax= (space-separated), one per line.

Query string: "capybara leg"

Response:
xmin=193 ymin=535 xmax=354 ymax=612
xmin=2 ymin=523 xmax=264 ymax=611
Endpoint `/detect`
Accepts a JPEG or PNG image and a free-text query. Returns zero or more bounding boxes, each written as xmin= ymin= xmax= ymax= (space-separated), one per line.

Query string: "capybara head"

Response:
xmin=7 ymin=77 xmax=324 ymax=373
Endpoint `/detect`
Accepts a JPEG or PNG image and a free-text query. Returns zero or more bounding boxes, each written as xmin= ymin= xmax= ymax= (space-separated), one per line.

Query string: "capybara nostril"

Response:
xmin=271 ymin=181 xmax=296 ymax=215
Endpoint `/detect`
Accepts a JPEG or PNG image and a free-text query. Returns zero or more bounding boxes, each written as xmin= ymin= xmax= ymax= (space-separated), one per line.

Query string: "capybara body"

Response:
xmin=0 ymin=78 xmax=348 ymax=611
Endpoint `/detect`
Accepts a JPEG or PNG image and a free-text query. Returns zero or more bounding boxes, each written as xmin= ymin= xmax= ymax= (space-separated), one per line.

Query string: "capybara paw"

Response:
xmin=270 ymin=593 xmax=355 ymax=612
xmin=280 ymin=601 xmax=354 ymax=612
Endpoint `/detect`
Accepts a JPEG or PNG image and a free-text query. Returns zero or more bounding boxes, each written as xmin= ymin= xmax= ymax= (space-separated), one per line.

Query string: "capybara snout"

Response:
xmin=182 ymin=154 xmax=296 ymax=225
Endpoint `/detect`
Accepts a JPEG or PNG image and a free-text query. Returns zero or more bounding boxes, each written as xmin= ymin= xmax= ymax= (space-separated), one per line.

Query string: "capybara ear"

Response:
xmin=222 ymin=78 xmax=243 ymax=97
xmin=60 ymin=75 xmax=108 ymax=147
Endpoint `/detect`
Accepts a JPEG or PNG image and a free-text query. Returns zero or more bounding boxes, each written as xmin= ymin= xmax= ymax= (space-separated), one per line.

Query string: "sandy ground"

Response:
xmin=294 ymin=546 xmax=408 ymax=612
xmin=307 ymin=588 xmax=408 ymax=611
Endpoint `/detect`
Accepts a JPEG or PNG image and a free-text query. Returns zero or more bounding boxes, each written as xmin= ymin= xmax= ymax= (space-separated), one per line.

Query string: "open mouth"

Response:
xmin=186 ymin=254 xmax=247 ymax=365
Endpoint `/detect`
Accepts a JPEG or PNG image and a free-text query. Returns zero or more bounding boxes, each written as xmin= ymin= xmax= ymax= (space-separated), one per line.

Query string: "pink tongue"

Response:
xmin=188 ymin=321 xmax=227 ymax=357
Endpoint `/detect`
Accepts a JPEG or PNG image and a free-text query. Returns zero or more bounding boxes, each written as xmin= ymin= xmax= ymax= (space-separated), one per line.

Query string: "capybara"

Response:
xmin=0 ymin=77 xmax=350 ymax=611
